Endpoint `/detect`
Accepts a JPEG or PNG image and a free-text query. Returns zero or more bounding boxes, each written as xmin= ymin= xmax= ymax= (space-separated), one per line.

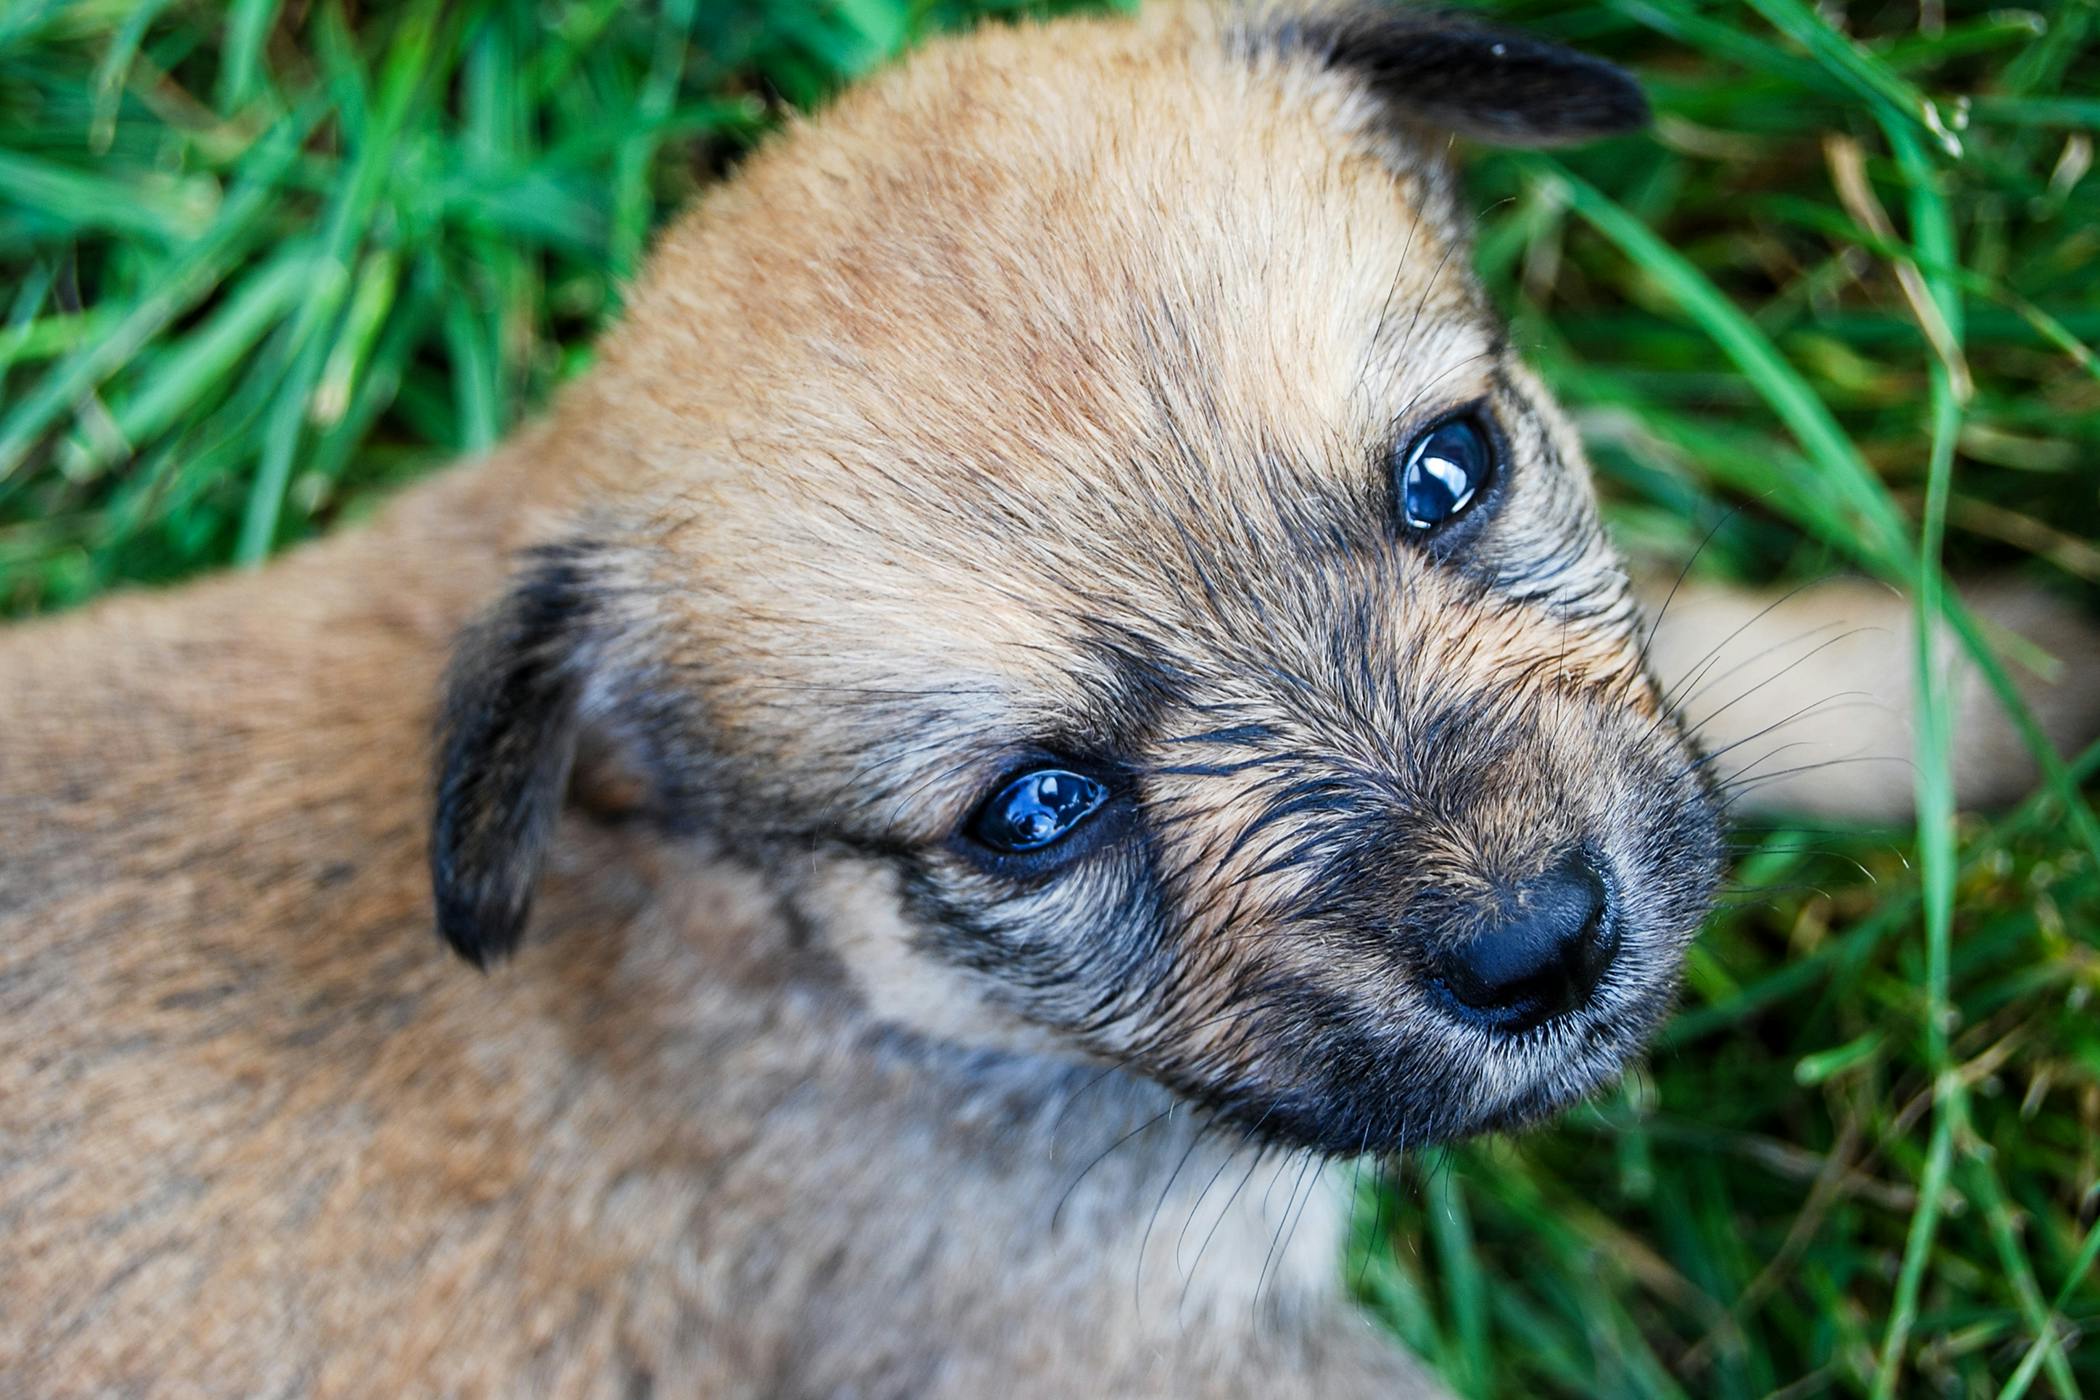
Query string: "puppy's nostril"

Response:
xmin=1432 ymin=858 xmax=1615 ymax=1027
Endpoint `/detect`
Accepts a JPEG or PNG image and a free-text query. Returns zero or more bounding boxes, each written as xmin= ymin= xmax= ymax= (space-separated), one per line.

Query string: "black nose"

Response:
xmin=1432 ymin=858 xmax=1616 ymax=1027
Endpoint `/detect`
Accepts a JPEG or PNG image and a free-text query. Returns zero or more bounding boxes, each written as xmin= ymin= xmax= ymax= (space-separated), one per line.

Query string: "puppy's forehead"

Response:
xmin=609 ymin=11 xmax=1517 ymax=694
xmin=816 ymin=22 xmax=1493 ymax=479
xmin=626 ymin=17 xmax=1493 ymax=472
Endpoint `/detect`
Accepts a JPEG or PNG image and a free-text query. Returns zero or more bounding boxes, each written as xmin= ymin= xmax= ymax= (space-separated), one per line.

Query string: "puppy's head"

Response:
xmin=431 ymin=3 xmax=1721 ymax=1154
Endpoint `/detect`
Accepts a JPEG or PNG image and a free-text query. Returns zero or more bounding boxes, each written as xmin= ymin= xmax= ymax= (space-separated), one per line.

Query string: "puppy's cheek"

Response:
xmin=796 ymin=856 xmax=1068 ymax=1056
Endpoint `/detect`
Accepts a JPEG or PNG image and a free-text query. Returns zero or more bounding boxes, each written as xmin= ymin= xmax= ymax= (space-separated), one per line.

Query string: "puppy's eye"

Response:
xmin=1397 ymin=415 xmax=1495 ymax=531
xmin=969 ymin=769 xmax=1109 ymax=854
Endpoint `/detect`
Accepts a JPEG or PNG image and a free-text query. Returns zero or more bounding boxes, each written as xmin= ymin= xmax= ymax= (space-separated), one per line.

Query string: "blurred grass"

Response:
xmin=3 ymin=0 xmax=2098 ymax=1394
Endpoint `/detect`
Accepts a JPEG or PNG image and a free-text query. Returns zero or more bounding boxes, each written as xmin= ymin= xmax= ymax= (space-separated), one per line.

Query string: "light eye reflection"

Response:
xmin=1398 ymin=415 xmax=1494 ymax=530
xmin=969 ymin=768 xmax=1109 ymax=854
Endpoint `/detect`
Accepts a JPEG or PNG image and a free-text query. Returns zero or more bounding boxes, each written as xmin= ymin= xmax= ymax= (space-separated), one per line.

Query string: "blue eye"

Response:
xmin=970 ymin=768 xmax=1109 ymax=854
xmin=1397 ymin=415 xmax=1495 ymax=531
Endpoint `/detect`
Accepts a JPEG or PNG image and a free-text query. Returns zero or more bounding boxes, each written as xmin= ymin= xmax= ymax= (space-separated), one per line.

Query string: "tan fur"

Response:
xmin=3 ymin=4 xmax=2089 ymax=1397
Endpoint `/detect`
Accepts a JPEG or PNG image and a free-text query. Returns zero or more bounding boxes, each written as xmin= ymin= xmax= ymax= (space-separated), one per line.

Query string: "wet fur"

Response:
xmin=3 ymin=3 xmax=2095 ymax=1396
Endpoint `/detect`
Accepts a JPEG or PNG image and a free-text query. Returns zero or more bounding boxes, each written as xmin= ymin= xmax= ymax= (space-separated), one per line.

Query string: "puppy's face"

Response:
xmin=433 ymin=6 xmax=1723 ymax=1154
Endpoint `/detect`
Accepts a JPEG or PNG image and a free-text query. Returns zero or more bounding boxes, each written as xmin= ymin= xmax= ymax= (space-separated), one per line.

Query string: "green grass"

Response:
xmin=4 ymin=1 xmax=2097 ymax=1394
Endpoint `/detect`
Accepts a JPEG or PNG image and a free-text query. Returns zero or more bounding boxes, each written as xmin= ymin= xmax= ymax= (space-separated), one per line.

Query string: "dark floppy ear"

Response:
xmin=430 ymin=542 xmax=603 ymax=968
xmin=1284 ymin=6 xmax=1650 ymax=147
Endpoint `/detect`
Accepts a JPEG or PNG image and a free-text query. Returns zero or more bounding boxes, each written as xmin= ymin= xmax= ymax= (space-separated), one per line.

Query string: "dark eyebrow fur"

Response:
xmin=1063 ymin=620 xmax=1190 ymax=760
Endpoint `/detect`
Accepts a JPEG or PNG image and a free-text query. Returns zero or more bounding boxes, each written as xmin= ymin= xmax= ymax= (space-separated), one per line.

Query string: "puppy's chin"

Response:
xmin=1417 ymin=977 xmax=1682 ymax=1144
xmin=1158 ymin=936 xmax=1690 ymax=1159
xmin=1185 ymin=1026 xmax=1659 ymax=1158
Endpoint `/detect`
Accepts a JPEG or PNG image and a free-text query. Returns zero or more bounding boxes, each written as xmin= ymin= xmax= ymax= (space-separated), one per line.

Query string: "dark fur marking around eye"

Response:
xmin=898 ymin=805 xmax=1180 ymax=1035
xmin=1274 ymin=6 xmax=1651 ymax=148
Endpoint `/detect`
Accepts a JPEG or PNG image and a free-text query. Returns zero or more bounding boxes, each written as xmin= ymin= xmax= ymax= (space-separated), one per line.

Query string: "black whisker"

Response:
xmin=1050 ymin=1108 xmax=1173 ymax=1234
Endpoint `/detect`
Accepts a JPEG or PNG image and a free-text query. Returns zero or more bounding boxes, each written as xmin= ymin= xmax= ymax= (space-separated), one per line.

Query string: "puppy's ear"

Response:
xmin=1283 ymin=6 xmax=1650 ymax=147
xmin=430 ymin=542 xmax=605 ymax=967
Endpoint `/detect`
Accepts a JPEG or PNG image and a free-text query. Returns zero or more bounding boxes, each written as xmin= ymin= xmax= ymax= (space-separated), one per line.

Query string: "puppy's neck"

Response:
xmin=514 ymin=824 xmax=1353 ymax=1326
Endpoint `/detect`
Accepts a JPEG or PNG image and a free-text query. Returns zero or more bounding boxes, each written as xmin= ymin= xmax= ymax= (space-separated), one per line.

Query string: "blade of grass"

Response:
xmin=0 ymin=149 xmax=211 ymax=244
xmin=2000 ymin=1217 xmax=2100 ymax=1400
xmin=217 ymin=0 xmax=284 ymax=113
xmin=1870 ymin=111 xmax=1967 ymax=1400
xmin=237 ymin=0 xmax=443 ymax=562
xmin=1422 ymin=1159 xmax=1489 ymax=1397
xmin=0 ymin=265 xmax=55 ymax=409
xmin=611 ymin=0 xmax=698 ymax=278
xmin=61 ymin=248 xmax=315 ymax=480
xmin=88 ymin=0 xmax=177 ymax=152
xmin=1891 ymin=99 xmax=2090 ymax=1383
xmin=1962 ymin=1157 xmax=2079 ymax=1396
xmin=1742 ymin=0 xmax=1963 ymax=155
xmin=0 ymin=105 xmax=318 ymax=482
xmin=0 ymin=0 xmax=68 ymax=52
xmin=1970 ymin=96 xmax=2100 ymax=128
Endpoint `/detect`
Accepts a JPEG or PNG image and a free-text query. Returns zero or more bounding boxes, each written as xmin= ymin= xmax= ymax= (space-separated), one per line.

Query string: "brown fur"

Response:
xmin=3 ymin=4 xmax=2091 ymax=1396
xmin=3 ymin=454 xmax=1418 ymax=1393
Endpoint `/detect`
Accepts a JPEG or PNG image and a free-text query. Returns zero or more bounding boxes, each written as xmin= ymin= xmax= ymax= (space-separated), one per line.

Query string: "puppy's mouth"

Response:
xmin=1155 ymin=845 xmax=1716 ymax=1159
xmin=1190 ymin=975 xmax=1678 ymax=1158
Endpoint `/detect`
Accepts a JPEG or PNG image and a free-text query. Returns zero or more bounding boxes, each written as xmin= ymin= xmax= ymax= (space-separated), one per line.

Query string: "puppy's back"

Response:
xmin=0 ymin=465 xmax=537 ymax=1392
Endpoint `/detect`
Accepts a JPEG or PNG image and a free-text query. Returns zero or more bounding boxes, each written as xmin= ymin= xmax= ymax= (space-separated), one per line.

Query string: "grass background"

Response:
xmin=3 ymin=0 xmax=2097 ymax=1393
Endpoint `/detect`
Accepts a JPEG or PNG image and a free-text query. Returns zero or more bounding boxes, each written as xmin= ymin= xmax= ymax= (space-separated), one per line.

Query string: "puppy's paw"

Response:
xmin=1640 ymin=575 xmax=2100 ymax=821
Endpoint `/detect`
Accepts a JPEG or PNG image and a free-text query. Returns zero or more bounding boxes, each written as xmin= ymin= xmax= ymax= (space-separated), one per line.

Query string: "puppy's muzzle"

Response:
xmin=1428 ymin=855 xmax=1618 ymax=1030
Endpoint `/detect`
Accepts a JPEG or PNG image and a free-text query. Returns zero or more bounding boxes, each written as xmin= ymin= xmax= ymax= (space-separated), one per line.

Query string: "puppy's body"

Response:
xmin=0 ymin=457 xmax=1436 ymax=1393
xmin=1645 ymin=576 xmax=2100 ymax=820
xmin=0 ymin=459 xmax=1421 ymax=1395
xmin=7 ymin=14 xmax=1460 ymax=1391
xmin=4 ymin=5 xmax=2095 ymax=1397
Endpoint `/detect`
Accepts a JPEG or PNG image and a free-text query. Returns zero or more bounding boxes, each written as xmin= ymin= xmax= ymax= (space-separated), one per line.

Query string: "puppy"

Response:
xmin=3 ymin=3 xmax=2093 ymax=1395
